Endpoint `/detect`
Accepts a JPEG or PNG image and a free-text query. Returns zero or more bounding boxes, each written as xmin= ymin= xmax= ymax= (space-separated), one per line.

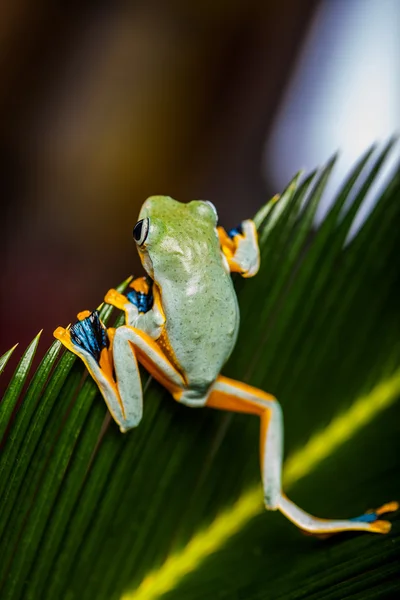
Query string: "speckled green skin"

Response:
xmin=138 ymin=196 xmax=239 ymax=398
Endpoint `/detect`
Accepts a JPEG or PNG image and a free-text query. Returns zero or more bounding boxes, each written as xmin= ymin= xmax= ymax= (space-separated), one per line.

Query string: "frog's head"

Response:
xmin=132 ymin=196 xmax=219 ymax=278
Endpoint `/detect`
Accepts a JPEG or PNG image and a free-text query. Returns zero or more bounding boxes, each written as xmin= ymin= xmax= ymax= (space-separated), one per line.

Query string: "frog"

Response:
xmin=54 ymin=195 xmax=398 ymax=536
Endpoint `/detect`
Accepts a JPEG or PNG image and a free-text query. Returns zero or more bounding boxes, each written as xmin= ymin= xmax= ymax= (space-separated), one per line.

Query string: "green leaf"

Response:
xmin=0 ymin=344 xmax=18 ymax=376
xmin=0 ymin=340 xmax=62 ymax=500
xmin=0 ymin=332 xmax=42 ymax=444
xmin=0 ymin=148 xmax=399 ymax=600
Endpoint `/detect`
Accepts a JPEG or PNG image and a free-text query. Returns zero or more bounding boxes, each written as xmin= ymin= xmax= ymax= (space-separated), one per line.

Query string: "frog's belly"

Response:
xmin=162 ymin=292 xmax=239 ymax=394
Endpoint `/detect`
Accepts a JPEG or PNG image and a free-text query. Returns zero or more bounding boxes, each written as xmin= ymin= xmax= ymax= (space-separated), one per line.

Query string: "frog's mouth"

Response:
xmin=137 ymin=246 xmax=154 ymax=279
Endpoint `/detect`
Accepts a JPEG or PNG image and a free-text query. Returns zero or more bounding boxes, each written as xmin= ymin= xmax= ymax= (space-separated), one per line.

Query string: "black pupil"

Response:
xmin=133 ymin=220 xmax=143 ymax=241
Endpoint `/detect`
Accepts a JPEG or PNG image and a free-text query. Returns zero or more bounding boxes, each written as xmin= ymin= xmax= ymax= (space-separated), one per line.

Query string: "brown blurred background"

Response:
xmin=0 ymin=0 xmax=398 ymax=358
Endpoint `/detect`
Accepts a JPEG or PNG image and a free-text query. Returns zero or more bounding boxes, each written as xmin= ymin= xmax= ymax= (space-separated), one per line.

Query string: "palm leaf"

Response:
xmin=0 ymin=145 xmax=399 ymax=600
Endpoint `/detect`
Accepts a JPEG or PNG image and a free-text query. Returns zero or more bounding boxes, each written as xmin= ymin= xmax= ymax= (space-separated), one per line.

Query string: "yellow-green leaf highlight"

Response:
xmin=127 ymin=367 xmax=400 ymax=600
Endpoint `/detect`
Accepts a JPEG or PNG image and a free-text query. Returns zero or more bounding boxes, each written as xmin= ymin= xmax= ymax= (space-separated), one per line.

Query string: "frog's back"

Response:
xmin=160 ymin=258 xmax=239 ymax=392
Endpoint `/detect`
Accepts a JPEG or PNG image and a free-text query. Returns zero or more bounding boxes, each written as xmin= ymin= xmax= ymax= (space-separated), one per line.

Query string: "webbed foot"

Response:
xmin=69 ymin=310 xmax=109 ymax=362
xmin=54 ymin=310 xmax=109 ymax=364
xmin=351 ymin=501 xmax=399 ymax=534
xmin=104 ymin=289 xmax=128 ymax=310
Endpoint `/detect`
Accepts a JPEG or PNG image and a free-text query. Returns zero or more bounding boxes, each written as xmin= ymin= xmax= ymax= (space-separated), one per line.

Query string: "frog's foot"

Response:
xmin=349 ymin=501 xmax=399 ymax=534
xmin=54 ymin=310 xmax=110 ymax=366
xmin=300 ymin=501 xmax=399 ymax=539
xmin=105 ymin=289 xmax=129 ymax=311
xmin=105 ymin=277 xmax=154 ymax=318
xmin=218 ymin=220 xmax=260 ymax=278
xmin=54 ymin=324 xmax=73 ymax=350
xmin=126 ymin=276 xmax=153 ymax=312
xmin=69 ymin=310 xmax=109 ymax=363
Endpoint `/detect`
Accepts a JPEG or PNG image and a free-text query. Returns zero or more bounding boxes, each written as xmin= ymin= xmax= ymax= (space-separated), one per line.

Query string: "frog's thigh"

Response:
xmin=206 ymin=375 xmax=283 ymax=509
xmin=115 ymin=326 xmax=185 ymax=399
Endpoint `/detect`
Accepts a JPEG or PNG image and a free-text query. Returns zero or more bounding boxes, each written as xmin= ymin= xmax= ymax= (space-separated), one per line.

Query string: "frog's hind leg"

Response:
xmin=206 ymin=375 xmax=398 ymax=535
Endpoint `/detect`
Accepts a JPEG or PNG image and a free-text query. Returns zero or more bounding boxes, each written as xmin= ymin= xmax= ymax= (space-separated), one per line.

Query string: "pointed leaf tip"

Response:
xmin=117 ymin=276 xmax=134 ymax=293
xmin=0 ymin=333 xmax=42 ymax=442
xmin=0 ymin=344 xmax=19 ymax=376
xmin=253 ymin=195 xmax=280 ymax=229
xmin=288 ymin=170 xmax=303 ymax=189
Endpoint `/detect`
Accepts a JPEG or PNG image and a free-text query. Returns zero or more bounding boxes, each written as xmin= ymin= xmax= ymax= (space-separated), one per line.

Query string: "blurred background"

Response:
xmin=0 ymin=0 xmax=399 ymax=358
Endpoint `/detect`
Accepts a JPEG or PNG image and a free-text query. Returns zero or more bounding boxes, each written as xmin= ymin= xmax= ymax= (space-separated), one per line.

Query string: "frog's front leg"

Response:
xmin=54 ymin=284 xmax=185 ymax=432
xmin=54 ymin=312 xmax=139 ymax=432
xmin=218 ymin=220 xmax=260 ymax=278
xmin=105 ymin=276 xmax=165 ymax=339
xmin=205 ymin=376 xmax=398 ymax=535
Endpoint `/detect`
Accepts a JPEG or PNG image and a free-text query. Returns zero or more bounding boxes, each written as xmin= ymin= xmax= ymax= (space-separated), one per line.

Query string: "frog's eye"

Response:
xmin=133 ymin=218 xmax=149 ymax=245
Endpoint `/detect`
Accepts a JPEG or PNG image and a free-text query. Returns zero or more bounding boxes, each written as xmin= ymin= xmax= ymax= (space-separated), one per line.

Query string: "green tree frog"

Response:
xmin=54 ymin=196 xmax=397 ymax=536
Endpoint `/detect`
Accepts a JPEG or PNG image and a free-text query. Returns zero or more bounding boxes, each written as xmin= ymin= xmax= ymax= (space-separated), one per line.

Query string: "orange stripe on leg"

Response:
xmin=206 ymin=377 xmax=274 ymax=474
xmin=126 ymin=329 xmax=185 ymax=399
xmin=260 ymin=411 xmax=271 ymax=475
xmin=206 ymin=375 xmax=275 ymax=415
xmin=206 ymin=375 xmax=282 ymax=510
